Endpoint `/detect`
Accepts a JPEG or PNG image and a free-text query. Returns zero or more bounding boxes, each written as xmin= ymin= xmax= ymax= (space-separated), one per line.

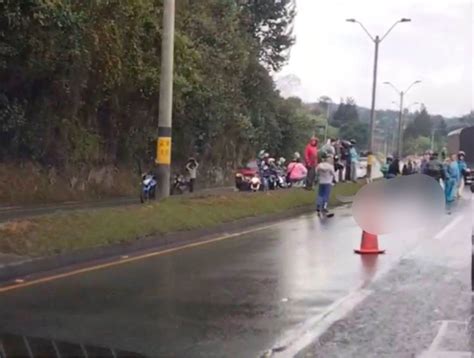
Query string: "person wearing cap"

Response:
xmin=315 ymin=152 xmax=336 ymax=216
xmin=304 ymin=137 xmax=319 ymax=190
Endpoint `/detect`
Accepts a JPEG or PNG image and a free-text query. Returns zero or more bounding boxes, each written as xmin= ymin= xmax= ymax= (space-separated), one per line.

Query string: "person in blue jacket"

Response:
xmin=444 ymin=153 xmax=460 ymax=214
xmin=457 ymin=151 xmax=467 ymax=197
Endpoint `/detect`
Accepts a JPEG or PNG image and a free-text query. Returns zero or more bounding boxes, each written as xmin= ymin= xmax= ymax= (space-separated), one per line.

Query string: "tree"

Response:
xmin=239 ymin=0 xmax=296 ymax=71
xmin=332 ymin=97 xmax=359 ymax=128
xmin=339 ymin=121 xmax=368 ymax=149
xmin=403 ymin=136 xmax=431 ymax=155
xmin=404 ymin=105 xmax=432 ymax=139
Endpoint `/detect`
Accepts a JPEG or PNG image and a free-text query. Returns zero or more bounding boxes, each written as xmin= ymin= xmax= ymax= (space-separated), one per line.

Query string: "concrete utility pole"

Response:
xmin=156 ymin=0 xmax=175 ymax=199
xmin=346 ymin=18 xmax=411 ymax=152
xmin=384 ymin=81 xmax=421 ymax=158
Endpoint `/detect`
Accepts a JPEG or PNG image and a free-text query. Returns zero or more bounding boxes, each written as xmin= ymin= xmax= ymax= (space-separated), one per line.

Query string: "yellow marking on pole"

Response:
xmin=156 ymin=137 xmax=171 ymax=165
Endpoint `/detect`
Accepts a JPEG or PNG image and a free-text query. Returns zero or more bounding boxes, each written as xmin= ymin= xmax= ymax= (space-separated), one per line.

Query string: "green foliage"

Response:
xmin=404 ymin=106 xmax=432 ymax=139
xmin=332 ymin=97 xmax=359 ymax=128
xmin=0 ymin=0 xmax=309 ymax=171
xmin=340 ymin=121 xmax=368 ymax=149
xmin=403 ymin=136 xmax=431 ymax=155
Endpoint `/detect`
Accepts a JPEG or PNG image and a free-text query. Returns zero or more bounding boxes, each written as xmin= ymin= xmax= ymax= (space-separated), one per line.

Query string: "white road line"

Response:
xmin=428 ymin=321 xmax=450 ymax=352
xmin=264 ymin=289 xmax=372 ymax=358
xmin=434 ymin=215 xmax=466 ymax=240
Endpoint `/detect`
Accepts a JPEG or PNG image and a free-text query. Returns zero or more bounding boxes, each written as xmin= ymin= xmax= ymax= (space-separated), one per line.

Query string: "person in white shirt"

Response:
xmin=185 ymin=157 xmax=199 ymax=193
xmin=316 ymin=152 xmax=336 ymax=216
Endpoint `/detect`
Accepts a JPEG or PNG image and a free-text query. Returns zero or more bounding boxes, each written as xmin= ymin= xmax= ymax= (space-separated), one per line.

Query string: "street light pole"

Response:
xmin=156 ymin=0 xmax=175 ymax=199
xmin=369 ymin=36 xmax=380 ymax=153
xmin=346 ymin=18 xmax=411 ymax=152
xmin=384 ymin=80 xmax=421 ymax=158
xmin=397 ymin=91 xmax=404 ymax=158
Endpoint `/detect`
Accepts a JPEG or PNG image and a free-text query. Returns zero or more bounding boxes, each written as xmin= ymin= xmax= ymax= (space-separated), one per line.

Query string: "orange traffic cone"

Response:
xmin=354 ymin=231 xmax=385 ymax=255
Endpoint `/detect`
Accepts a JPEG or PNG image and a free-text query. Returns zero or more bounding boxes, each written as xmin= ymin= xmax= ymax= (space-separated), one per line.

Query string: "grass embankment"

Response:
xmin=0 ymin=183 xmax=362 ymax=257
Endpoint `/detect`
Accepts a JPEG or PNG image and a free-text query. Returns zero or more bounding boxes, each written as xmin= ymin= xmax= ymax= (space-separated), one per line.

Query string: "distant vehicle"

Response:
xmin=447 ymin=126 xmax=474 ymax=185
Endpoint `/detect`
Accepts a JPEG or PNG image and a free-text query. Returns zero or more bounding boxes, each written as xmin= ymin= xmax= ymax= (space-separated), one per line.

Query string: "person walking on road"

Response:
xmin=457 ymin=151 xmax=467 ymax=197
xmin=304 ymin=137 xmax=319 ymax=190
xmin=349 ymin=140 xmax=359 ymax=182
xmin=444 ymin=154 xmax=460 ymax=214
xmin=186 ymin=157 xmax=199 ymax=193
xmin=316 ymin=152 xmax=336 ymax=217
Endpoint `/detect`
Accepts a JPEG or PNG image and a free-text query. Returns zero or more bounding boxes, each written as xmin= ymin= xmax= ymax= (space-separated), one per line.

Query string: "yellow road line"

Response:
xmin=0 ymin=222 xmax=281 ymax=294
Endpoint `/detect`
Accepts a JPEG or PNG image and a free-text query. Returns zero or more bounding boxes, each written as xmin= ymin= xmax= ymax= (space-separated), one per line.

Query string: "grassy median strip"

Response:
xmin=0 ymin=183 xmax=362 ymax=257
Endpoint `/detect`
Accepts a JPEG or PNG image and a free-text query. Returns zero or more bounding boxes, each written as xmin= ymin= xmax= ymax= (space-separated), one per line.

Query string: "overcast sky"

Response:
xmin=279 ymin=0 xmax=473 ymax=117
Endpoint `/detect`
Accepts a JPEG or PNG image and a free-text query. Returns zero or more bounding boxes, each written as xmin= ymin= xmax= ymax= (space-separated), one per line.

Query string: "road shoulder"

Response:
xmin=296 ymin=212 xmax=473 ymax=358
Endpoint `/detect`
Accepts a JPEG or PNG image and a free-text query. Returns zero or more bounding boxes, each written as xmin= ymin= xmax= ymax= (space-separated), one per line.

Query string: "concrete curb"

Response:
xmin=0 ymin=206 xmax=314 ymax=284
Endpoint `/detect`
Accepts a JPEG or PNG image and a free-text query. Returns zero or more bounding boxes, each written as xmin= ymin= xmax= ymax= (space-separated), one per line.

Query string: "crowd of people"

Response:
xmin=381 ymin=150 xmax=469 ymax=214
xmin=248 ymin=136 xmax=363 ymax=217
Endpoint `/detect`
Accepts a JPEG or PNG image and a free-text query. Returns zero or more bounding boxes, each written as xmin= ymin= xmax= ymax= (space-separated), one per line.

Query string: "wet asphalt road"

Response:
xmin=0 ymin=202 xmax=449 ymax=357
xmin=298 ymin=197 xmax=474 ymax=358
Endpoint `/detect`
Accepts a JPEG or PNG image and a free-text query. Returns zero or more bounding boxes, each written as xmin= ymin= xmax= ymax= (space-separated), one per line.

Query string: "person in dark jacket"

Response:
xmin=387 ymin=157 xmax=400 ymax=179
xmin=402 ymin=158 xmax=415 ymax=175
xmin=425 ymin=152 xmax=445 ymax=183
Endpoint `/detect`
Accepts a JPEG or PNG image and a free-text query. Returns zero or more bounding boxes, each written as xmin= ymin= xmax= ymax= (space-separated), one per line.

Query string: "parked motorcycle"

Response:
xmin=140 ymin=173 xmax=157 ymax=203
xmin=171 ymin=174 xmax=189 ymax=195
xmin=250 ymin=176 xmax=261 ymax=192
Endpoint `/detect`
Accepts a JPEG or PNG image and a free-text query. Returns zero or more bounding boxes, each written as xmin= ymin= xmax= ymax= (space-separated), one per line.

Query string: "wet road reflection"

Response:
xmin=0 ymin=206 xmax=446 ymax=357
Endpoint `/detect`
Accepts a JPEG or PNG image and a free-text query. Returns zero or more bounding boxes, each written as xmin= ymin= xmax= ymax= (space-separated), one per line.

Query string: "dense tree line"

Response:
xmin=0 ymin=0 xmax=319 ymax=173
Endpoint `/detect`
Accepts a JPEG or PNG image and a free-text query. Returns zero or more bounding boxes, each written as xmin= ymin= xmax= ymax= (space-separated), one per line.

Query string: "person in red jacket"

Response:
xmin=304 ymin=136 xmax=319 ymax=190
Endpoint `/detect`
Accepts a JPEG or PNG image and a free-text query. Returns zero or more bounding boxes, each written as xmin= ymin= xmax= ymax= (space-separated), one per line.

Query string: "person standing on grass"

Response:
xmin=186 ymin=157 xmax=199 ymax=193
xmin=316 ymin=152 xmax=336 ymax=217
xmin=349 ymin=140 xmax=359 ymax=182
xmin=304 ymin=136 xmax=319 ymax=190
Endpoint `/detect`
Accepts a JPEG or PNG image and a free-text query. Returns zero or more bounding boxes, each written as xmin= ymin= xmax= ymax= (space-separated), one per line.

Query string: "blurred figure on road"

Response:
xmin=381 ymin=155 xmax=392 ymax=179
xmin=366 ymin=151 xmax=375 ymax=183
xmin=387 ymin=157 xmax=401 ymax=179
xmin=425 ymin=152 xmax=445 ymax=184
xmin=444 ymin=153 xmax=460 ymax=214
xmin=402 ymin=158 xmax=415 ymax=175
xmin=420 ymin=151 xmax=431 ymax=174
xmin=186 ymin=157 xmax=199 ymax=193
xmin=316 ymin=152 xmax=335 ymax=216
xmin=304 ymin=137 xmax=319 ymax=190
xmin=349 ymin=139 xmax=359 ymax=182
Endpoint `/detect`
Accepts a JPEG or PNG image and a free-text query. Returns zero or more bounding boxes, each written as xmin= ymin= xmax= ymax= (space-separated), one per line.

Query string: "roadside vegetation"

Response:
xmin=0 ymin=183 xmax=362 ymax=257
